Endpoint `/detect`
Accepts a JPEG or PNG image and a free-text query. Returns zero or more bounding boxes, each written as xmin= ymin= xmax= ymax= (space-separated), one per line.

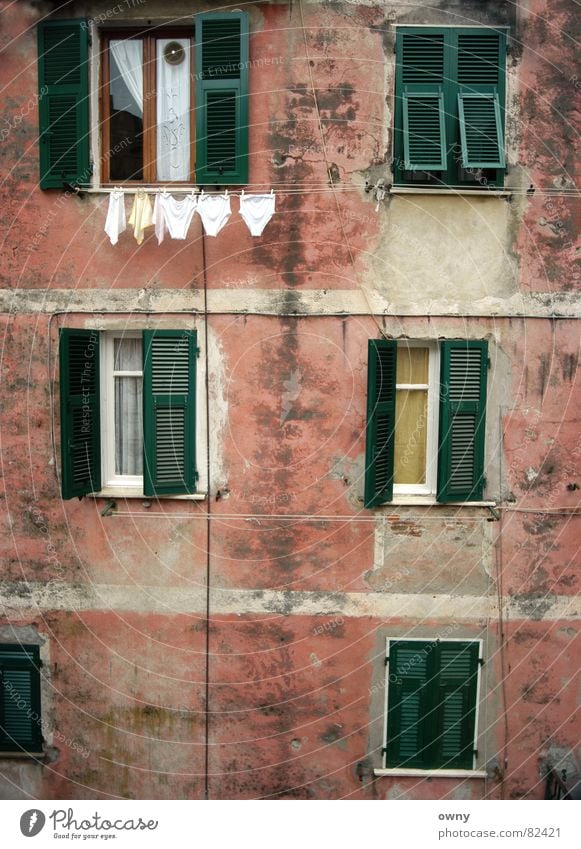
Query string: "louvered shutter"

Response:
xmin=434 ymin=642 xmax=479 ymax=769
xmin=195 ymin=12 xmax=249 ymax=184
xmin=396 ymin=33 xmax=447 ymax=171
xmin=60 ymin=329 xmax=101 ymax=500
xmin=456 ymin=32 xmax=505 ymax=169
xmin=437 ymin=340 xmax=488 ymax=502
xmin=143 ymin=330 xmax=197 ymax=497
xmin=0 ymin=646 xmax=43 ymax=753
xmin=386 ymin=641 xmax=431 ymax=768
xmin=364 ymin=340 xmax=397 ymax=507
xmin=38 ymin=20 xmax=90 ymax=189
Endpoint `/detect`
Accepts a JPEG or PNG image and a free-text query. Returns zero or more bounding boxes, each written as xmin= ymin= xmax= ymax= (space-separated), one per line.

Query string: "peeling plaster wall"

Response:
xmin=0 ymin=0 xmax=579 ymax=800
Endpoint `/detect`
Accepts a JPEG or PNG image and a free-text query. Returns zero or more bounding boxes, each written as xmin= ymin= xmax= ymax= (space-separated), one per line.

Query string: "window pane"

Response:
xmin=396 ymin=347 xmax=429 ymax=385
xmin=114 ymin=337 xmax=142 ymax=372
xmin=115 ymin=376 xmax=143 ymax=475
xmin=156 ymin=39 xmax=190 ymax=181
xmin=109 ymin=40 xmax=144 ymax=181
xmin=394 ymin=389 xmax=428 ymax=484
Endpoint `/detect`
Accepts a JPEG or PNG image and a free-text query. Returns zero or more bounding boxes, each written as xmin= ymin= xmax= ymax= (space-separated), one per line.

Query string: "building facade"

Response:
xmin=0 ymin=0 xmax=579 ymax=800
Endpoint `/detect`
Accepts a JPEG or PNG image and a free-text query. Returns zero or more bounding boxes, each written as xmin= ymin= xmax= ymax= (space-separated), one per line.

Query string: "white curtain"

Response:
xmin=110 ymin=40 xmax=143 ymax=119
xmin=114 ymin=339 xmax=143 ymax=476
xmin=156 ymin=39 xmax=190 ymax=181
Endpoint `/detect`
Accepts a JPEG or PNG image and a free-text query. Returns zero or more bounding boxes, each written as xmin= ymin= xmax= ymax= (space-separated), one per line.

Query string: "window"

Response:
xmin=37 ymin=13 xmax=249 ymax=189
xmin=0 ymin=645 xmax=43 ymax=755
xmin=383 ymin=639 xmax=481 ymax=771
xmin=364 ymin=339 xmax=488 ymax=507
xmin=59 ymin=328 xmax=199 ymax=499
xmin=393 ymin=27 xmax=506 ymax=187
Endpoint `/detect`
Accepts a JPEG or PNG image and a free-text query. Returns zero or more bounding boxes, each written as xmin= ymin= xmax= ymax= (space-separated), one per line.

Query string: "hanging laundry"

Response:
xmin=197 ymin=191 xmax=231 ymax=237
xmin=239 ymin=192 xmax=276 ymax=237
xmin=153 ymin=191 xmax=198 ymax=244
xmin=104 ymin=188 xmax=126 ymax=246
xmin=128 ymin=190 xmax=153 ymax=245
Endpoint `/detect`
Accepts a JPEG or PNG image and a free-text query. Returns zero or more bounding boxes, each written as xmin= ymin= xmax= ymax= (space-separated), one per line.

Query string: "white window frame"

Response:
xmin=89 ymin=324 xmax=208 ymax=500
xmin=101 ymin=331 xmax=143 ymax=490
xmin=393 ymin=341 xmax=439 ymax=497
xmin=379 ymin=637 xmax=484 ymax=777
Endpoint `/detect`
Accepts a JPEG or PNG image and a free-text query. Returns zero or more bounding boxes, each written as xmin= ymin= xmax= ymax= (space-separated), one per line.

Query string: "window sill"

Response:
xmin=385 ymin=497 xmax=496 ymax=507
xmin=374 ymin=768 xmax=488 ymax=778
xmin=89 ymin=488 xmax=207 ymax=501
xmin=390 ymin=187 xmax=511 ymax=198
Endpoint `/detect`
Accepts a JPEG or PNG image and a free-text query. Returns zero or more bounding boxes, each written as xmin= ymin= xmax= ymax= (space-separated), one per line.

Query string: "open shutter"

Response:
xmin=364 ymin=340 xmax=396 ymax=507
xmin=434 ymin=642 xmax=479 ymax=769
xmin=38 ymin=20 xmax=90 ymax=189
xmin=386 ymin=641 xmax=431 ymax=768
xmin=195 ymin=12 xmax=249 ymax=184
xmin=143 ymin=330 xmax=197 ymax=497
xmin=0 ymin=646 xmax=43 ymax=753
xmin=437 ymin=340 xmax=488 ymax=502
xmin=396 ymin=32 xmax=447 ymax=172
xmin=458 ymin=93 xmax=505 ymax=168
xmin=59 ymin=329 xmax=101 ymax=499
xmin=456 ymin=32 xmax=505 ymax=170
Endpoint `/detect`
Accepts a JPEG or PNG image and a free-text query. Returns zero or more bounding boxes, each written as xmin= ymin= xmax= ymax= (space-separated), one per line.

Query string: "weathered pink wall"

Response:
xmin=0 ymin=0 xmax=579 ymax=800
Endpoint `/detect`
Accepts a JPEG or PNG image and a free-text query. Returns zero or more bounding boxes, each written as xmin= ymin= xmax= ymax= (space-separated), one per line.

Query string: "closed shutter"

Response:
xmin=437 ymin=340 xmax=488 ymax=502
xmin=386 ymin=641 xmax=431 ymax=768
xmin=143 ymin=330 xmax=197 ymax=496
xmin=364 ymin=340 xmax=397 ymax=507
xmin=0 ymin=646 xmax=42 ymax=753
xmin=456 ymin=32 xmax=505 ymax=169
xmin=59 ymin=329 xmax=101 ymax=500
xmin=37 ymin=20 xmax=90 ymax=189
xmin=396 ymin=32 xmax=447 ymax=171
xmin=434 ymin=642 xmax=479 ymax=769
xmin=195 ymin=13 xmax=249 ymax=184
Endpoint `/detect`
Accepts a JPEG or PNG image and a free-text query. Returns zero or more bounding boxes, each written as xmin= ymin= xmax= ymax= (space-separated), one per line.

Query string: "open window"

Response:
xmin=59 ymin=328 xmax=200 ymax=499
xmin=364 ymin=339 xmax=488 ymax=506
xmin=37 ymin=13 xmax=249 ymax=188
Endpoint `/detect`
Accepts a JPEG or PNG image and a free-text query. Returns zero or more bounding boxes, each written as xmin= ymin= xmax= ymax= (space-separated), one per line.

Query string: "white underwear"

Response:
xmin=153 ymin=192 xmax=198 ymax=243
xmin=239 ymin=193 xmax=276 ymax=237
xmin=104 ymin=189 xmax=126 ymax=246
xmin=197 ymin=192 xmax=231 ymax=237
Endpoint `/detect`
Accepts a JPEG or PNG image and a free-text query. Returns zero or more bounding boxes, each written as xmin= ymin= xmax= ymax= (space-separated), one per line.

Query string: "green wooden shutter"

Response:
xmin=0 ymin=646 xmax=43 ymax=753
xmin=456 ymin=32 xmax=505 ymax=169
xmin=59 ymin=329 xmax=101 ymax=500
xmin=386 ymin=641 xmax=431 ymax=768
xmin=395 ymin=32 xmax=447 ymax=175
xmin=437 ymin=340 xmax=488 ymax=502
xmin=143 ymin=330 xmax=197 ymax=497
xmin=403 ymin=91 xmax=447 ymax=171
xmin=364 ymin=340 xmax=397 ymax=507
xmin=434 ymin=642 xmax=479 ymax=769
xmin=37 ymin=20 xmax=90 ymax=189
xmin=195 ymin=12 xmax=249 ymax=184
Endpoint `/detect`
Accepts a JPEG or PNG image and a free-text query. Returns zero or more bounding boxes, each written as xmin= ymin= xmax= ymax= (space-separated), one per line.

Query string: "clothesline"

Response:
xmin=105 ymin=188 xmax=277 ymax=244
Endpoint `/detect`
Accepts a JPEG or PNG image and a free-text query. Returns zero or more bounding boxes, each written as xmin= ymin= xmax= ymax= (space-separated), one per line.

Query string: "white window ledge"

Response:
xmin=374 ymin=768 xmax=488 ymax=778
xmin=386 ymin=498 xmax=496 ymax=507
xmin=390 ymin=187 xmax=511 ymax=197
xmin=88 ymin=488 xmax=207 ymax=501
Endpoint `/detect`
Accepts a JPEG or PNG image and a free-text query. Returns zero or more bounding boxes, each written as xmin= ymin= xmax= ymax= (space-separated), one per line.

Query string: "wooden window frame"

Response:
xmin=100 ymin=28 xmax=196 ymax=185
